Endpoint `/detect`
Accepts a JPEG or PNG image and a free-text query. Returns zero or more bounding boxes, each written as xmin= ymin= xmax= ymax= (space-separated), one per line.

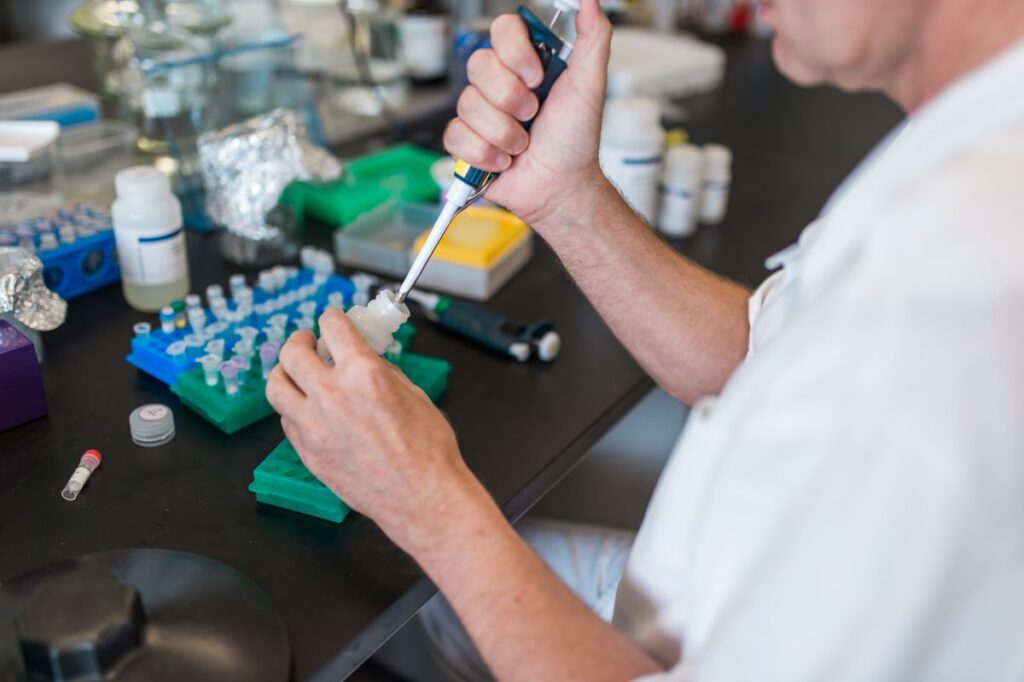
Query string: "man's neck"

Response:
xmin=888 ymin=0 xmax=1024 ymax=112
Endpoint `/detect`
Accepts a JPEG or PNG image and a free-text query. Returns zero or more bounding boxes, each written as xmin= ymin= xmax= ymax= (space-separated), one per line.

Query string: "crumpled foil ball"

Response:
xmin=0 ymin=247 xmax=67 ymax=331
xmin=198 ymin=108 xmax=341 ymax=241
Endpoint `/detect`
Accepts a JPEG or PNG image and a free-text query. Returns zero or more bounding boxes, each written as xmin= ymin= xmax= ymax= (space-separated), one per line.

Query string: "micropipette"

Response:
xmin=395 ymin=1 xmax=579 ymax=305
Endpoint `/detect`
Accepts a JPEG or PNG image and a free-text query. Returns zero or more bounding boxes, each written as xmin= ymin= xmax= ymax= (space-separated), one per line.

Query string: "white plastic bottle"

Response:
xmin=599 ymin=96 xmax=665 ymax=225
xmin=699 ymin=144 xmax=733 ymax=225
xmin=398 ymin=1 xmax=449 ymax=83
xmin=111 ymin=167 xmax=190 ymax=312
xmin=316 ymin=290 xmax=411 ymax=364
xmin=657 ymin=144 xmax=703 ymax=237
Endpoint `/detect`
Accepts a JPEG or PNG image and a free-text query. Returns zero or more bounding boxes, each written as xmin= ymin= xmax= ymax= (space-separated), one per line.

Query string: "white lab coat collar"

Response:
xmin=789 ymin=38 xmax=1024 ymax=296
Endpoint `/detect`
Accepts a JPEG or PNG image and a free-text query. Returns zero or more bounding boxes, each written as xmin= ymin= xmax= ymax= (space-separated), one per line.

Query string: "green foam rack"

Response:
xmin=249 ymin=440 xmax=350 ymax=523
xmin=392 ymin=351 xmax=451 ymax=403
xmin=171 ymin=364 xmax=275 ymax=435
xmin=249 ymin=352 xmax=451 ymax=522
xmin=284 ymin=144 xmax=442 ymax=228
xmin=176 ymin=349 xmax=450 ymax=435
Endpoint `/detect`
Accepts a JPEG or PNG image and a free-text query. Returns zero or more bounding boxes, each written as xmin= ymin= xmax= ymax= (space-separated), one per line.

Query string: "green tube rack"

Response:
xmin=249 ymin=352 xmax=452 ymax=523
xmin=170 ymin=321 xmax=420 ymax=435
xmin=283 ymin=144 xmax=443 ymax=228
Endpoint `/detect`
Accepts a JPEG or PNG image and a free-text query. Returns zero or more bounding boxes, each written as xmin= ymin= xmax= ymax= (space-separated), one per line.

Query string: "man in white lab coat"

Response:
xmin=267 ymin=0 xmax=1024 ymax=678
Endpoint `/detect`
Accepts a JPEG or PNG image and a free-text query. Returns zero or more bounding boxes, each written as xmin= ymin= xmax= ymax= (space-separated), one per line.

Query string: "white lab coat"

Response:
xmin=614 ymin=40 xmax=1024 ymax=681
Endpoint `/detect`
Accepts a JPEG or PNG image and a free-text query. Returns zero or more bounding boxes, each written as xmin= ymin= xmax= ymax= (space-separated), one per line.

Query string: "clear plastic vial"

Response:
xmin=111 ymin=167 xmax=190 ymax=312
xmin=62 ymin=449 xmax=102 ymax=501
xmin=599 ymin=97 xmax=665 ymax=225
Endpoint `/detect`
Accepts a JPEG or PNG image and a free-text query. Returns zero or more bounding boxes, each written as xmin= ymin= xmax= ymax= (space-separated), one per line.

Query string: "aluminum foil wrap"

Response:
xmin=0 ymin=247 xmax=67 ymax=331
xmin=198 ymin=108 xmax=341 ymax=241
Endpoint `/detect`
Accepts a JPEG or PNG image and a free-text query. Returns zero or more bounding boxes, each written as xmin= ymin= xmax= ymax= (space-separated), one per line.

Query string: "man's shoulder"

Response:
xmin=862 ymin=116 xmax=1024 ymax=302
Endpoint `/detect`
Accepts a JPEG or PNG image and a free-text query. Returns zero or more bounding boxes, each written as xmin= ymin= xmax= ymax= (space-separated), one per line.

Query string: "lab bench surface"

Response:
xmin=0 ymin=36 xmax=902 ymax=680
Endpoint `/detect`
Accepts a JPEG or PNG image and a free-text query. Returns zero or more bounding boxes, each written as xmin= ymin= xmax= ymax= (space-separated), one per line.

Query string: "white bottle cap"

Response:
xmin=702 ymin=144 xmax=732 ymax=181
xmin=603 ymin=97 xmax=662 ymax=139
xmin=115 ymin=166 xmax=172 ymax=202
xmin=663 ymin=144 xmax=703 ymax=185
xmin=129 ymin=403 xmax=176 ymax=447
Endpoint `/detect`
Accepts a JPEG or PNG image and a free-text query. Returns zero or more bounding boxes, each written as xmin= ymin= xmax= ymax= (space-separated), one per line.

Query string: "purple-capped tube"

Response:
xmin=220 ymin=360 xmax=240 ymax=396
xmin=260 ymin=342 xmax=279 ymax=380
xmin=232 ymin=353 xmax=251 ymax=386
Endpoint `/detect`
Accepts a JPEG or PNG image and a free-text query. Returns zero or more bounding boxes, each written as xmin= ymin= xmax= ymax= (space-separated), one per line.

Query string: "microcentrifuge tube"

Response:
xmin=298 ymin=301 xmax=317 ymax=319
xmin=270 ymin=266 xmax=287 ymax=290
xmin=265 ymin=326 xmax=285 ymax=347
xmin=210 ymin=298 xmax=229 ymax=321
xmin=220 ymin=360 xmax=240 ymax=396
xmin=327 ymin=292 xmax=344 ymax=310
xmin=133 ymin=322 xmax=151 ymax=338
xmin=295 ymin=318 xmax=315 ymax=332
xmin=206 ymin=284 xmax=224 ymax=303
xmin=172 ymin=302 xmax=187 ymax=328
xmin=236 ymin=327 xmax=259 ymax=344
xmin=233 ymin=339 xmax=254 ymax=362
xmin=38 ymin=233 xmax=58 ymax=251
xmin=187 ymin=309 xmax=206 ymax=332
xmin=62 ymin=449 xmax=102 ymax=501
xmin=229 ymin=273 xmax=246 ymax=297
xmin=205 ymin=338 xmax=225 ymax=360
xmin=183 ymin=335 xmax=205 ymax=350
xmin=159 ymin=306 xmax=176 ymax=334
xmin=185 ymin=294 xmax=202 ymax=311
xmin=260 ymin=342 xmax=279 ymax=380
xmin=199 ymin=354 xmax=221 ymax=386
xmin=258 ymin=270 xmax=276 ymax=294
xmin=166 ymin=341 xmax=187 ymax=359
xmin=232 ymin=353 xmax=250 ymax=385
xmin=235 ymin=287 xmax=254 ymax=308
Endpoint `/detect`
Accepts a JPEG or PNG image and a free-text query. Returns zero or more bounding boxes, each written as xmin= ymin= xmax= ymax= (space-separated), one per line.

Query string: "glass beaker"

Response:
xmin=332 ymin=0 xmax=410 ymax=117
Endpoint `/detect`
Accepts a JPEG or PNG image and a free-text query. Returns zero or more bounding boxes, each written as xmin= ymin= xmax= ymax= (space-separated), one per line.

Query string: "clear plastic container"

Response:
xmin=334 ymin=201 xmax=433 ymax=276
xmin=0 ymin=121 xmax=62 ymax=226
xmin=57 ymin=120 xmax=138 ymax=206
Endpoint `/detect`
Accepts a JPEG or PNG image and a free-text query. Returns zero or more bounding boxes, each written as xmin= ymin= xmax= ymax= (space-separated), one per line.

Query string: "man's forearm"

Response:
xmin=413 ymin=476 xmax=662 ymax=681
xmin=539 ymin=176 xmax=750 ymax=404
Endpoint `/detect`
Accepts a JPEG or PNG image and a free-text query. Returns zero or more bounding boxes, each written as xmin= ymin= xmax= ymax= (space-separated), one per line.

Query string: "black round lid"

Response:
xmin=0 ymin=549 xmax=290 ymax=681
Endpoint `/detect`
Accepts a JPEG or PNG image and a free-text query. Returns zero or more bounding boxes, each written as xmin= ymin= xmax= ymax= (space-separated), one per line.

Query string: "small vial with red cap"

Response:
xmin=62 ymin=449 xmax=101 ymax=501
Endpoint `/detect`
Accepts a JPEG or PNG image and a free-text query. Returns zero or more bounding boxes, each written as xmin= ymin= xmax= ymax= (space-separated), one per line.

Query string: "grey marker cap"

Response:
xmin=129 ymin=404 xmax=175 ymax=447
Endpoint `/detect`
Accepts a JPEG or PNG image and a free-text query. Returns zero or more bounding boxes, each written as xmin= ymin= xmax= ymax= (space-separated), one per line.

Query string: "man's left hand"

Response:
xmin=265 ymin=308 xmax=478 ymax=555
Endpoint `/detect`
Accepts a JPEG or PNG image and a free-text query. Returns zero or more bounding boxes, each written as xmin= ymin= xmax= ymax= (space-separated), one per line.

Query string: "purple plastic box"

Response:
xmin=0 ymin=320 xmax=47 ymax=432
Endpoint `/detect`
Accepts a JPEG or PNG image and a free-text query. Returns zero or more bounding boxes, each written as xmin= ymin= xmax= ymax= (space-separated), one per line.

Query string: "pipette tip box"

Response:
xmin=335 ymin=201 xmax=534 ymax=301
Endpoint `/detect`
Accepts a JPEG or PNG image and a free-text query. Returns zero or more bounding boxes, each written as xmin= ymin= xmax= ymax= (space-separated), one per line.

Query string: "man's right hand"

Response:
xmin=443 ymin=0 xmax=613 ymax=234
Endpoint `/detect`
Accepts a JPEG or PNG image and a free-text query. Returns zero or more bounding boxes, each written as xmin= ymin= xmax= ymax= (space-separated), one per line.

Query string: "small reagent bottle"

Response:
xmin=111 ymin=166 xmax=190 ymax=312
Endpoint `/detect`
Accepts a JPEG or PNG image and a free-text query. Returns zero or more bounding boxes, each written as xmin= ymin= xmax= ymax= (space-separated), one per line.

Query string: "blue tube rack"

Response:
xmin=127 ymin=267 xmax=356 ymax=387
xmin=0 ymin=205 xmax=120 ymax=300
